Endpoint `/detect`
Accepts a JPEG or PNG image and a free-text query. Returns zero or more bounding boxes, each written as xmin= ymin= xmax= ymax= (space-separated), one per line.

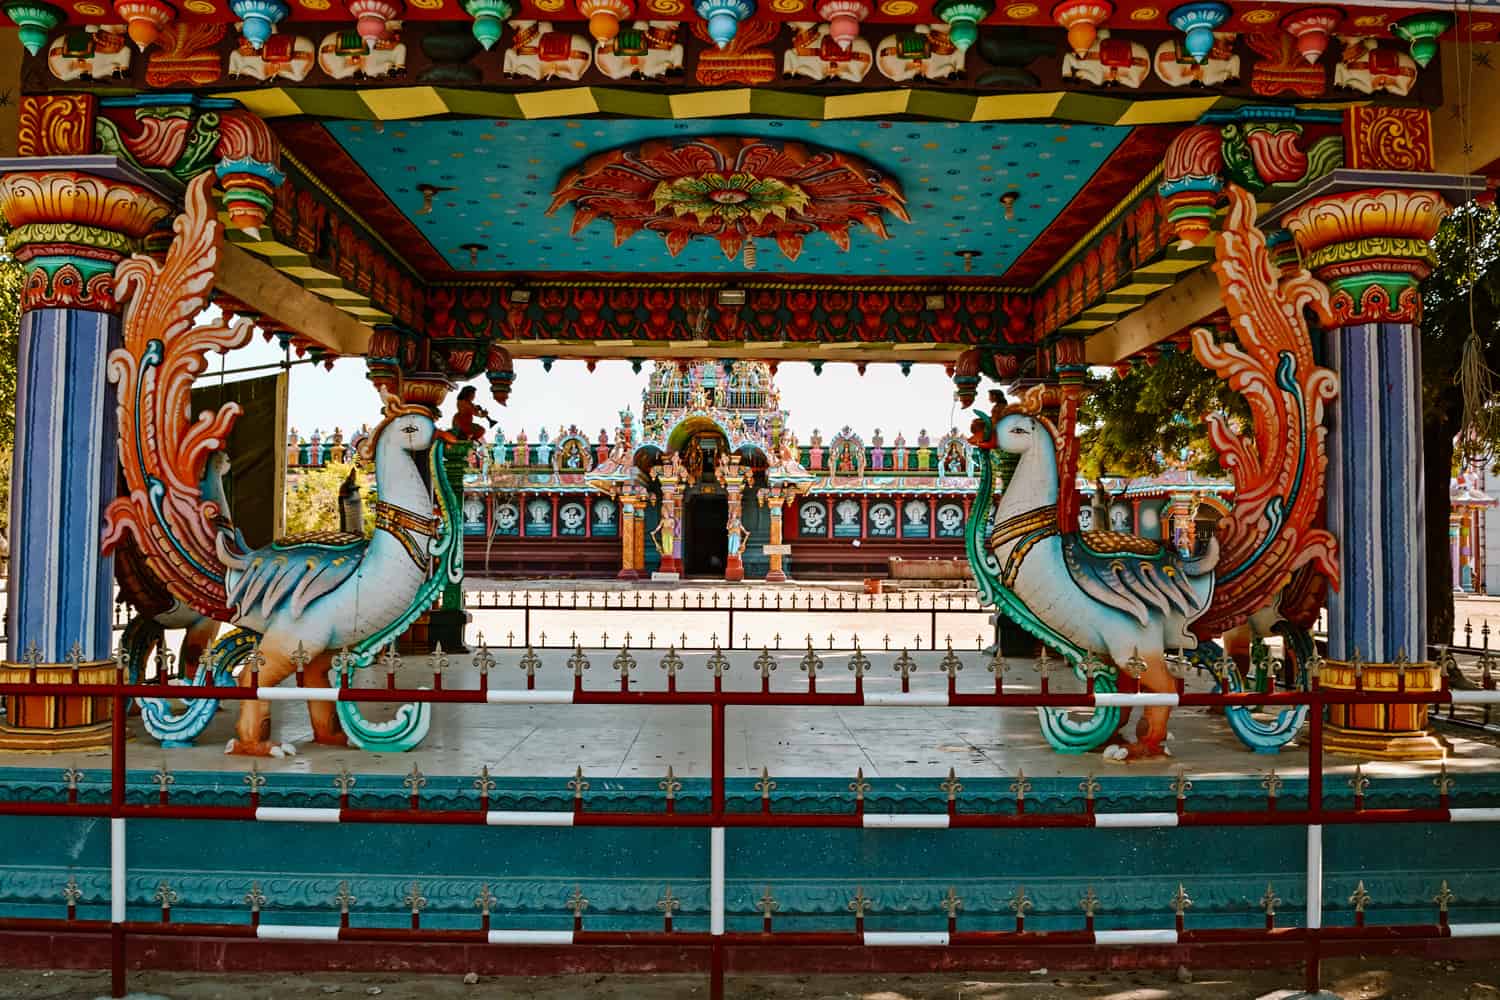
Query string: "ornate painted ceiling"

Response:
xmin=324 ymin=117 xmax=1152 ymax=280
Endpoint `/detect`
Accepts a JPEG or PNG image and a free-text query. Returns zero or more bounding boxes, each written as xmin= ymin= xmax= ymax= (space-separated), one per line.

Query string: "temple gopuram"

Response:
xmin=6 ymin=0 xmax=1500 ymax=992
xmin=280 ymin=360 xmax=1235 ymax=578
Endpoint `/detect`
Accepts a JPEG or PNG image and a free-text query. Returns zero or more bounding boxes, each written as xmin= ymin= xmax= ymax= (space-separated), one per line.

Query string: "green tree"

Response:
xmin=284 ymin=461 xmax=376 ymax=537
xmin=1078 ymin=205 xmax=1500 ymax=647
xmin=0 ymin=232 xmax=21 ymax=545
xmin=1420 ymin=203 xmax=1500 ymax=646
xmin=1076 ymin=345 xmax=1247 ymax=481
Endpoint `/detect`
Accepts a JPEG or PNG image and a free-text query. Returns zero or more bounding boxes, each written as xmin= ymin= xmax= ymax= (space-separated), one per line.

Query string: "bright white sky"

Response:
xmin=217 ymin=325 xmax=979 ymax=444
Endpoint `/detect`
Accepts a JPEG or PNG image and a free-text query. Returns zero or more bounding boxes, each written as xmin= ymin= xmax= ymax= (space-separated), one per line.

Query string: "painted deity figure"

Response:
xmin=652 ymin=503 xmax=678 ymax=557
xmin=514 ymin=429 xmax=529 ymax=467
xmin=286 ymin=428 xmax=300 ymax=467
xmin=916 ymin=429 xmax=931 ymax=471
xmin=893 ymin=432 xmax=907 ymax=471
xmin=809 ymin=428 xmax=824 ymax=470
xmin=328 ymin=427 xmax=346 ymax=464
xmin=452 ymin=386 xmax=492 ymax=443
xmin=536 ymin=427 xmax=552 ymax=466
xmin=491 ymin=430 xmax=508 ymax=467
xmin=1090 ymin=480 xmax=1110 ymax=534
xmin=727 ymin=512 xmax=747 ymax=557
xmin=870 ymin=429 xmax=885 ymax=471
xmin=597 ymin=429 xmax=611 ymax=466
xmin=942 ymin=431 xmax=966 ymax=475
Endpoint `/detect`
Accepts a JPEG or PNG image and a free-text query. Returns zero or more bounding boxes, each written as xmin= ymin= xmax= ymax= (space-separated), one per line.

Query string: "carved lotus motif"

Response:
xmin=547 ymin=136 xmax=908 ymax=263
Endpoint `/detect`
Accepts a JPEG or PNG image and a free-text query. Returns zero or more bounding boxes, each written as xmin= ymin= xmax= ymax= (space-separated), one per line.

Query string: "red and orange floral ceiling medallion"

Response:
xmin=547 ymin=137 xmax=909 ymax=263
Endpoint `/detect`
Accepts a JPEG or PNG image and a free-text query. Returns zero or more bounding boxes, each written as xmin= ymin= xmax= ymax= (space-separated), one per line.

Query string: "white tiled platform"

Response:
xmin=10 ymin=641 xmax=1497 ymax=784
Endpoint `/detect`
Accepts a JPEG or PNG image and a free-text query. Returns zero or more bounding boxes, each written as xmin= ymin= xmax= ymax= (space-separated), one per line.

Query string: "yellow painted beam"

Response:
xmin=0 ymin=32 xmax=20 ymax=159
xmin=217 ymin=244 xmax=375 ymax=358
xmin=1434 ymin=43 xmax=1500 ymax=175
xmin=1083 ymin=266 xmax=1221 ymax=366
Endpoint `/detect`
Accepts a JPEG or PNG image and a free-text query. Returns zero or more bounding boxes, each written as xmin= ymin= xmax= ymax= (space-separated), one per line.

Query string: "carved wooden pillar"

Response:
xmin=1283 ymin=135 xmax=1469 ymax=758
xmin=633 ymin=497 xmax=646 ymax=575
xmin=762 ymin=489 xmax=788 ymax=583
xmin=0 ymin=158 xmax=173 ymax=748
xmin=616 ymin=492 xmax=639 ymax=580
xmin=724 ymin=470 xmax=746 ymax=583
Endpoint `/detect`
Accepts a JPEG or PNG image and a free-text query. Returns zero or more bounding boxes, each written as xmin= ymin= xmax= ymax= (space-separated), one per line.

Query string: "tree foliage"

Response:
xmin=1075 ymin=203 xmax=1500 ymax=646
xmin=0 ymin=233 xmax=20 ymax=542
xmin=284 ymin=462 xmax=375 ymax=537
xmin=1076 ymin=344 xmax=1248 ymax=481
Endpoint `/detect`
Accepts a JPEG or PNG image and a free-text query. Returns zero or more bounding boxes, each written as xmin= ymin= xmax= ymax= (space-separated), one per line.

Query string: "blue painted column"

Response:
xmin=1322 ymin=321 xmax=1425 ymax=664
xmin=0 ymin=158 xmax=172 ymax=748
xmin=1284 ymin=174 xmax=1460 ymax=759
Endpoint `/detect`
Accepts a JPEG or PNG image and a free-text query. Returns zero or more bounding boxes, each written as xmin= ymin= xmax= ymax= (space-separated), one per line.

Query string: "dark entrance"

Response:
xmin=684 ymin=493 xmax=728 ymax=577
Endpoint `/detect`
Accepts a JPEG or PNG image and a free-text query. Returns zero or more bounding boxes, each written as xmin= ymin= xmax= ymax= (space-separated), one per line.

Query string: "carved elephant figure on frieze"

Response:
xmin=595 ymin=20 xmax=684 ymax=80
xmin=318 ymin=23 xmax=408 ymax=79
xmin=783 ymin=22 xmax=873 ymax=82
xmin=1333 ymin=36 xmax=1417 ymax=96
xmin=504 ymin=20 xmax=593 ymax=81
xmin=229 ymin=32 xmax=316 ymax=82
xmin=1153 ymin=33 xmax=1240 ymax=87
xmin=47 ymin=25 xmax=132 ymax=81
xmin=1062 ymin=29 xmax=1150 ymax=88
xmin=875 ymin=25 xmax=964 ymax=82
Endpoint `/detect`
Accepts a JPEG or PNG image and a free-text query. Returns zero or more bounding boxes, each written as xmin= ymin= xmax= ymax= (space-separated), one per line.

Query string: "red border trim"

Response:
xmin=1000 ymin=125 xmax=1178 ymax=288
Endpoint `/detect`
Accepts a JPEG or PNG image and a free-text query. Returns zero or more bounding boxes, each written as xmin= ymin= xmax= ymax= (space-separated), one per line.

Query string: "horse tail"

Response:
xmin=102 ymin=173 xmax=248 ymax=622
xmin=1189 ymin=184 xmax=1339 ymax=641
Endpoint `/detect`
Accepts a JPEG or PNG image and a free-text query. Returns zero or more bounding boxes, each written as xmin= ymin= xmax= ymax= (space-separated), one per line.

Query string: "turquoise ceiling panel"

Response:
xmin=327 ymin=118 xmax=1133 ymax=278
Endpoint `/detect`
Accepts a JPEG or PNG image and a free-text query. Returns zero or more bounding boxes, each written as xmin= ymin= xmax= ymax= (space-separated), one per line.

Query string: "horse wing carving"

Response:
xmin=102 ymin=172 xmax=250 ymax=621
xmin=1189 ymin=183 xmax=1340 ymax=639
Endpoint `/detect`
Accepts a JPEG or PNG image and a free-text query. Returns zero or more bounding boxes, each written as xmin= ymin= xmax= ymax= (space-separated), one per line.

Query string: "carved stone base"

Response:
xmin=0 ymin=719 xmax=112 ymax=752
xmin=1322 ymin=723 xmax=1447 ymax=761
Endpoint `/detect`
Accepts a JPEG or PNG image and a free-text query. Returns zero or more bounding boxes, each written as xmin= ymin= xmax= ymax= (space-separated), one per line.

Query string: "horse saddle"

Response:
xmin=1077 ymin=530 xmax=1163 ymax=558
xmin=1367 ymin=48 xmax=1402 ymax=75
xmin=272 ymin=530 xmax=364 ymax=550
xmin=1100 ymin=39 xmax=1136 ymax=67
xmin=539 ymin=32 xmax=577 ymax=61
xmin=263 ymin=35 xmax=299 ymax=61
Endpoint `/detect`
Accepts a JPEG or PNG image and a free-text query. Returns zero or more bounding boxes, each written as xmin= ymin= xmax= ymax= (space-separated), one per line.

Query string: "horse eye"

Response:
xmin=400 ymin=423 xmax=418 ymax=433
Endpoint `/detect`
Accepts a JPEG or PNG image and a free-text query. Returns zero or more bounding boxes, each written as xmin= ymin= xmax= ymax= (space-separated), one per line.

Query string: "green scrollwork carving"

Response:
xmin=6 ymin=221 xmax=138 ymax=258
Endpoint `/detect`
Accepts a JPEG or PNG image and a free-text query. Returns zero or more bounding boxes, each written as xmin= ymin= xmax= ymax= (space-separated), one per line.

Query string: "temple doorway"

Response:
xmin=684 ymin=493 xmax=729 ymax=577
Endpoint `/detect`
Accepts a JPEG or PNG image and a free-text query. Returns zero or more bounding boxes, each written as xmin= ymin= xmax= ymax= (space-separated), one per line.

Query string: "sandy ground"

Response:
xmin=9 ymin=959 xmax=1500 ymax=1000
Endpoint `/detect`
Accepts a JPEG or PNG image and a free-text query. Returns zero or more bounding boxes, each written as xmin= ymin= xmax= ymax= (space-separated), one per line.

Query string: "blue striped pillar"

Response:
xmin=0 ymin=160 xmax=172 ymax=748
xmin=9 ymin=307 xmax=124 ymax=662
xmin=1284 ymin=176 xmax=1456 ymax=759
xmin=1323 ymin=322 xmax=1425 ymax=663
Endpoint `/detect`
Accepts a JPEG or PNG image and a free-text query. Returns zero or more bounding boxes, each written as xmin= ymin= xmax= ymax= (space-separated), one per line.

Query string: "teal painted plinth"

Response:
xmin=2 ymin=770 xmax=1498 ymax=933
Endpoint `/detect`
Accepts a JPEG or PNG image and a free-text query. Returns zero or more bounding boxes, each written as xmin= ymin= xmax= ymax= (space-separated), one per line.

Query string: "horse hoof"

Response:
xmin=224 ymin=738 xmax=276 ymax=757
xmin=1102 ymin=745 xmax=1128 ymax=763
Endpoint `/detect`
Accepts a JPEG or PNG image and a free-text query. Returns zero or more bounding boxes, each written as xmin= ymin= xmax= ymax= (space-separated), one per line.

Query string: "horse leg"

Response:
xmin=1222 ymin=623 xmax=1253 ymax=684
xmin=226 ymin=646 xmax=297 ymax=757
xmin=1121 ymin=654 xmax=1174 ymax=760
xmin=303 ymin=652 xmax=348 ymax=746
xmin=178 ymin=617 xmax=221 ymax=680
xmin=1107 ymin=667 xmax=1137 ymax=746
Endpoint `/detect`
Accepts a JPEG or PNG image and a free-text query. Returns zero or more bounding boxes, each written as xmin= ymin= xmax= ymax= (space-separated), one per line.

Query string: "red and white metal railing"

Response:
xmin=3 ymin=650 xmax=1500 ymax=999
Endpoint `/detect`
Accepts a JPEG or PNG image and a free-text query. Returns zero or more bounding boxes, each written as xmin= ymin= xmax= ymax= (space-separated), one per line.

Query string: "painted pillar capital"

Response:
xmin=0 ymin=158 xmax=172 ymax=314
xmin=1283 ymin=184 xmax=1448 ymax=326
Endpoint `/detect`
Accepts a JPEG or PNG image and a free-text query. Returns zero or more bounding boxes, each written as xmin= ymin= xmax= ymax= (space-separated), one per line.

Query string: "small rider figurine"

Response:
xmin=651 ymin=504 xmax=677 ymax=558
xmin=726 ymin=512 xmax=748 ymax=558
xmin=452 ymin=385 xmax=496 ymax=443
